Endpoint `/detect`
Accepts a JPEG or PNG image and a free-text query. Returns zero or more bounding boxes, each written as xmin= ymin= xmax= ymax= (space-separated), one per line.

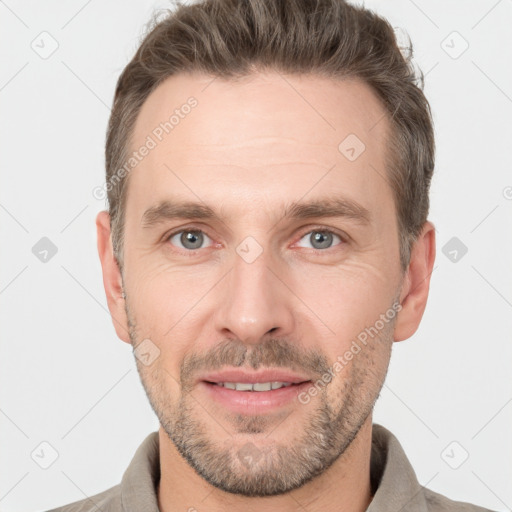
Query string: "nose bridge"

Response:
xmin=214 ymin=237 xmax=294 ymax=344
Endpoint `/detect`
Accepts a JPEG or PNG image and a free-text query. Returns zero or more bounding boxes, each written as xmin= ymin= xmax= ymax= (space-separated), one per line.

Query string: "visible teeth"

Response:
xmin=272 ymin=381 xmax=291 ymax=390
xmin=216 ymin=381 xmax=293 ymax=391
xmin=235 ymin=382 xmax=253 ymax=391
xmin=253 ymin=382 xmax=272 ymax=391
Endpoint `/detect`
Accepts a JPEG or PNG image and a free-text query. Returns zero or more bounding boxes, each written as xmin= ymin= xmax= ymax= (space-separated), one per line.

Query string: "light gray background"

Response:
xmin=1 ymin=1 xmax=511 ymax=511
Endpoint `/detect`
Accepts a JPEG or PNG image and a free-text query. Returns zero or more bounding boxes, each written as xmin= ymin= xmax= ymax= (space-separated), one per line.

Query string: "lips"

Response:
xmin=196 ymin=368 xmax=313 ymax=414
xmin=199 ymin=379 xmax=313 ymax=414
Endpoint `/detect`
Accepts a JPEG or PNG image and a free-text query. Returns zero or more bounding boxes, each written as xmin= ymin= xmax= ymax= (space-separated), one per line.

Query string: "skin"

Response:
xmin=96 ymin=71 xmax=436 ymax=512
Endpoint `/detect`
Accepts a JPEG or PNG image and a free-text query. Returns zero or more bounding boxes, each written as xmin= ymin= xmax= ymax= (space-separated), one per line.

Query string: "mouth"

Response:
xmin=197 ymin=369 xmax=313 ymax=414
xmin=204 ymin=381 xmax=307 ymax=391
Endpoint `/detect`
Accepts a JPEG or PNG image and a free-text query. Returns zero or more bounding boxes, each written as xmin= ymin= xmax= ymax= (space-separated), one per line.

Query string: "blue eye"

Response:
xmin=168 ymin=229 xmax=214 ymax=250
xmin=165 ymin=227 xmax=345 ymax=254
xmin=296 ymin=230 xmax=343 ymax=250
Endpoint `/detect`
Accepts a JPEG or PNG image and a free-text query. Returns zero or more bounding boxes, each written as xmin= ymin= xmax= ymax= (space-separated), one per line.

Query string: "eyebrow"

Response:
xmin=141 ymin=197 xmax=371 ymax=229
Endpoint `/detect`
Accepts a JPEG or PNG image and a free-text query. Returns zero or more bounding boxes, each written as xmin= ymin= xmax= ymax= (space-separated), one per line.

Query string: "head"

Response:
xmin=97 ymin=0 xmax=436 ymax=498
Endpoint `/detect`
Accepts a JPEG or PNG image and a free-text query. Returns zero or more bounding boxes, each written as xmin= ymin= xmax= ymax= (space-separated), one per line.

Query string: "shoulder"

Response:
xmin=424 ymin=487 xmax=497 ymax=512
xmin=44 ymin=483 xmax=122 ymax=512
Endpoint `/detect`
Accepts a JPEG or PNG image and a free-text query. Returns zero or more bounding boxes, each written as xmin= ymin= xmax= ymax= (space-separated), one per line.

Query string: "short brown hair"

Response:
xmin=105 ymin=0 xmax=435 ymax=272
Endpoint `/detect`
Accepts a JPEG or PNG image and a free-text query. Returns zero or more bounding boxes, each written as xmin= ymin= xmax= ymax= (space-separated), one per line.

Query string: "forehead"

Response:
xmin=126 ymin=71 xmax=394 ymax=223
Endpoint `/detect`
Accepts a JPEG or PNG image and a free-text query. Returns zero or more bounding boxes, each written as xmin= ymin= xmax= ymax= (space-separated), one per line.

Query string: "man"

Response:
xmin=48 ymin=0 xmax=495 ymax=510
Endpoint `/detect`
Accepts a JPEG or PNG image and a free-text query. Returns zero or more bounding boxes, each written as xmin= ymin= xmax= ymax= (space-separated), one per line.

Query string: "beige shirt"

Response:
xmin=46 ymin=423 xmax=495 ymax=512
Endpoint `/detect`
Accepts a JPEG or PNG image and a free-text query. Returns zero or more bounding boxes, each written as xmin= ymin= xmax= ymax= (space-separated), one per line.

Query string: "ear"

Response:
xmin=394 ymin=221 xmax=436 ymax=342
xmin=96 ymin=210 xmax=131 ymax=344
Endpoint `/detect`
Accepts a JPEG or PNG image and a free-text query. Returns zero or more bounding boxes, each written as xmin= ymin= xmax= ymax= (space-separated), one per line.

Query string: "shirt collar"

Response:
xmin=120 ymin=423 xmax=428 ymax=512
xmin=367 ymin=424 xmax=429 ymax=512
xmin=120 ymin=431 xmax=160 ymax=512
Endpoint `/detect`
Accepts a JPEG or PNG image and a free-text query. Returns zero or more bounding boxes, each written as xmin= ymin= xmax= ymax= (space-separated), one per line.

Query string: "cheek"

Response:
xmin=289 ymin=261 xmax=394 ymax=350
xmin=127 ymin=262 xmax=215 ymax=352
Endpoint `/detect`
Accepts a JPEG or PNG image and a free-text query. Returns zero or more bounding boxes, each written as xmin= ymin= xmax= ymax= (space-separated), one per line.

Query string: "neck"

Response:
xmin=157 ymin=415 xmax=374 ymax=512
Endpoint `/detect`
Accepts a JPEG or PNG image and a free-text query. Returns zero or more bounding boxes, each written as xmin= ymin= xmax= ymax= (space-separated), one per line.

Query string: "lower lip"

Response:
xmin=199 ymin=381 xmax=312 ymax=414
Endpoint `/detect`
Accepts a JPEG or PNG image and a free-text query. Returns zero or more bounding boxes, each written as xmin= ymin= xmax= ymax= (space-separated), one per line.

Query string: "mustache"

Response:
xmin=180 ymin=337 xmax=330 ymax=389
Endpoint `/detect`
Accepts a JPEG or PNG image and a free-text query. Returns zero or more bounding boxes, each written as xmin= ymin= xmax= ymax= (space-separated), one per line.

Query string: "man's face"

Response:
xmin=118 ymin=71 xmax=405 ymax=496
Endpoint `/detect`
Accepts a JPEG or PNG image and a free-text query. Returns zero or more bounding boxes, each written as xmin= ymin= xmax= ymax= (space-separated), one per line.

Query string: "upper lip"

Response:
xmin=199 ymin=368 xmax=312 ymax=385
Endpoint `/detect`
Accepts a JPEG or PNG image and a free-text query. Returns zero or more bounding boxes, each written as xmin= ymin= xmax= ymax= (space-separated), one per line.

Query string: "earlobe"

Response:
xmin=394 ymin=221 xmax=436 ymax=342
xmin=96 ymin=210 xmax=131 ymax=344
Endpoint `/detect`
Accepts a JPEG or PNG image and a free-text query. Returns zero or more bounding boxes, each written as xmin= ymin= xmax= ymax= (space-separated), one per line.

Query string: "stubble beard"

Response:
xmin=125 ymin=297 xmax=394 ymax=497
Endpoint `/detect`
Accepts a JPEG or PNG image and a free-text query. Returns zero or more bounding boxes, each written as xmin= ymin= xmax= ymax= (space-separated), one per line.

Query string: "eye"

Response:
xmin=164 ymin=227 xmax=345 ymax=254
xmin=295 ymin=229 xmax=344 ymax=250
xmin=167 ymin=229 xmax=214 ymax=251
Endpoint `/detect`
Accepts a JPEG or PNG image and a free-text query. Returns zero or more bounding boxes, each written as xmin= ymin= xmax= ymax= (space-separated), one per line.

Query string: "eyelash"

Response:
xmin=163 ymin=225 xmax=348 ymax=256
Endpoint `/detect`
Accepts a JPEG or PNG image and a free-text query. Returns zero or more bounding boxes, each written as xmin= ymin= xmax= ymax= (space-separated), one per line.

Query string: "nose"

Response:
xmin=213 ymin=246 xmax=295 ymax=345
